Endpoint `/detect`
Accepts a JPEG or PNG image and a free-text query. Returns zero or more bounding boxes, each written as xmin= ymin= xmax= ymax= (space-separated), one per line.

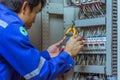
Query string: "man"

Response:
xmin=0 ymin=0 xmax=84 ymax=80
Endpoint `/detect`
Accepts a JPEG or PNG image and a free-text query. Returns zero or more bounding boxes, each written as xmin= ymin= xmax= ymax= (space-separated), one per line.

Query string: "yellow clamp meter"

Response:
xmin=61 ymin=26 xmax=78 ymax=49
xmin=64 ymin=27 xmax=78 ymax=39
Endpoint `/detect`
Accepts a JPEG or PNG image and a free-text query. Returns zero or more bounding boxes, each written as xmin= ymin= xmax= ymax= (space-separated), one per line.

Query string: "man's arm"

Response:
xmin=0 ymin=23 xmax=74 ymax=80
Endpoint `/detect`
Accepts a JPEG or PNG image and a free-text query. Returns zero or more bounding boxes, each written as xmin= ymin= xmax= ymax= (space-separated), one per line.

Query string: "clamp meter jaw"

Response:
xmin=61 ymin=27 xmax=78 ymax=49
xmin=63 ymin=27 xmax=78 ymax=39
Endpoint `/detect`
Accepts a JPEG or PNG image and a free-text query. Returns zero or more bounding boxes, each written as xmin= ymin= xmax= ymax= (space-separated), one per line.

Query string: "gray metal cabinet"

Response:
xmin=41 ymin=0 xmax=119 ymax=80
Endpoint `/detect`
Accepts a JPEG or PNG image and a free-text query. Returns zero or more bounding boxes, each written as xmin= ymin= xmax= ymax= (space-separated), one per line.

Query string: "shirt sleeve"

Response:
xmin=40 ymin=50 xmax=51 ymax=60
xmin=0 ymin=23 xmax=74 ymax=80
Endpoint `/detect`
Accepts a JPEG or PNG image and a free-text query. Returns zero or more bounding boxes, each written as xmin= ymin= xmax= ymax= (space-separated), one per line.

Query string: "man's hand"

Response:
xmin=47 ymin=40 xmax=63 ymax=58
xmin=64 ymin=34 xmax=84 ymax=57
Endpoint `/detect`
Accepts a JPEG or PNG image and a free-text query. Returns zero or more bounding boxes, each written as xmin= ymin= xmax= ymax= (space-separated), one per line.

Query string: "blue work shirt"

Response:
xmin=0 ymin=4 xmax=74 ymax=80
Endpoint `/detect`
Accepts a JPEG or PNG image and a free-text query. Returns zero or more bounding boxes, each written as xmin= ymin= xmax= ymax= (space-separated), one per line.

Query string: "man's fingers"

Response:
xmin=56 ymin=39 xmax=64 ymax=46
xmin=73 ymin=34 xmax=79 ymax=38
xmin=72 ymin=34 xmax=83 ymax=41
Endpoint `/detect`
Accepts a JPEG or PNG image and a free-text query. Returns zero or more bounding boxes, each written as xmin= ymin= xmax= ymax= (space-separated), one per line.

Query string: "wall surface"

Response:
xmin=28 ymin=13 xmax=42 ymax=50
xmin=49 ymin=14 xmax=64 ymax=45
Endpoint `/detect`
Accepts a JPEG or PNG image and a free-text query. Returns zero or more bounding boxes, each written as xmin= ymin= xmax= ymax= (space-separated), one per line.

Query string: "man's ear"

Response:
xmin=19 ymin=1 xmax=30 ymax=15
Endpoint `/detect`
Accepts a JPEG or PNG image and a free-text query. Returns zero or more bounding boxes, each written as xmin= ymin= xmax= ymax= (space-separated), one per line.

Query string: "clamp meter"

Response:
xmin=61 ymin=27 xmax=78 ymax=49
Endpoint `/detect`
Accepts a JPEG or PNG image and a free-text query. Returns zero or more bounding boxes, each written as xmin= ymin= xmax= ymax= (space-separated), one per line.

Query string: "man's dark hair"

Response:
xmin=0 ymin=0 xmax=46 ymax=13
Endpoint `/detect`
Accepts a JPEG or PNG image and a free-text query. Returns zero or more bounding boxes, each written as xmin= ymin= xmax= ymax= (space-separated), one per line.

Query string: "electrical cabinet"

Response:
xmin=41 ymin=0 xmax=119 ymax=80
xmin=64 ymin=0 xmax=118 ymax=80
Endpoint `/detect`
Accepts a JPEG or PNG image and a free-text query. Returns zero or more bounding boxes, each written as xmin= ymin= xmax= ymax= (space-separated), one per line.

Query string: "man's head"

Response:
xmin=0 ymin=0 xmax=46 ymax=29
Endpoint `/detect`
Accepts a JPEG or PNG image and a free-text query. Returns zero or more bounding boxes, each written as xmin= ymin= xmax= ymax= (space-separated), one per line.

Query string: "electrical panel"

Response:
xmin=41 ymin=0 xmax=118 ymax=80
xmin=64 ymin=0 xmax=118 ymax=80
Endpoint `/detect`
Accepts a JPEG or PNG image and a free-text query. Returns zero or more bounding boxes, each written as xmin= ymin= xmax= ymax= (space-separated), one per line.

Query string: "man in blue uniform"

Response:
xmin=0 ymin=0 xmax=84 ymax=80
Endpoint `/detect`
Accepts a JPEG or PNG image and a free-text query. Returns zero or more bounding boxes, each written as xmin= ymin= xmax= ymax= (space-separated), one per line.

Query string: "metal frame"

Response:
xmin=106 ymin=0 xmax=113 ymax=75
xmin=75 ymin=17 xmax=106 ymax=27
xmin=64 ymin=7 xmax=75 ymax=33
xmin=42 ymin=7 xmax=50 ymax=50
xmin=117 ymin=0 xmax=120 ymax=79
xmin=42 ymin=2 xmax=63 ymax=50
xmin=74 ymin=65 xmax=105 ymax=74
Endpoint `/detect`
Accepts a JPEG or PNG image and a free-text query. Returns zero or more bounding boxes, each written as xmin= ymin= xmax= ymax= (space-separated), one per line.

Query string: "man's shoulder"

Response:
xmin=0 ymin=13 xmax=23 ymax=26
xmin=0 ymin=4 xmax=24 ymax=27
